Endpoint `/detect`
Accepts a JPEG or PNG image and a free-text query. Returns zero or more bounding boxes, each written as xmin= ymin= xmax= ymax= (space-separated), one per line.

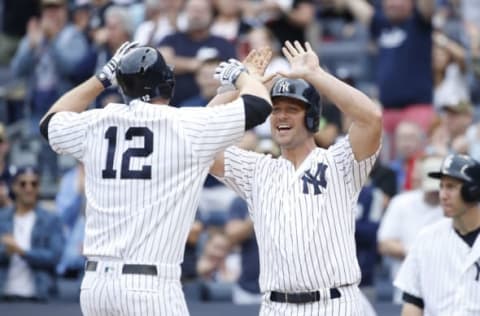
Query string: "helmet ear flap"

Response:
xmin=461 ymin=182 xmax=480 ymax=203
xmin=304 ymin=90 xmax=321 ymax=133
xmin=460 ymin=164 xmax=480 ymax=203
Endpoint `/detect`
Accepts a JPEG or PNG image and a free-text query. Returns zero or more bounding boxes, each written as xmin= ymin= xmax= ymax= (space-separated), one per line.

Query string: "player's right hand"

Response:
xmin=214 ymin=58 xmax=249 ymax=87
xmin=96 ymin=41 xmax=139 ymax=88
xmin=278 ymin=41 xmax=322 ymax=79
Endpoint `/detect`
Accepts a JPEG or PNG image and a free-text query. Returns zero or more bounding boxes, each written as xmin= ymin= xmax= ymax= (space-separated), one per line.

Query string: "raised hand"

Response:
xmin=214 ymin=58 xmax=249 ymax=86
xmin=96 ymin=41 xmax=140 ymax=88
xmin=279 ymin=41 xmax=321 ymax=79
xmin=243 ymin=47 xmax=273 ymax=81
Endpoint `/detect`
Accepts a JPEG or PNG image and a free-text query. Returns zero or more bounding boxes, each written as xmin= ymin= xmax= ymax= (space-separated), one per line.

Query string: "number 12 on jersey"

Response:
xmin=102 ymin=126 xmax=153 ymax=179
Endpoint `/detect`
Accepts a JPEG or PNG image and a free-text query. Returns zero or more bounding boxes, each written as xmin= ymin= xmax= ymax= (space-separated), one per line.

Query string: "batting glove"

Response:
xmin=214 ymin=58 xmax=249 ymax=87
xmin=96 ymin=41 xmax=139 ymax=88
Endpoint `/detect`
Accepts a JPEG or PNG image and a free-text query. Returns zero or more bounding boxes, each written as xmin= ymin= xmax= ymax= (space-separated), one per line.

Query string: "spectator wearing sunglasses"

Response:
xmin=0 ymin=166 xmax=64 ymax=302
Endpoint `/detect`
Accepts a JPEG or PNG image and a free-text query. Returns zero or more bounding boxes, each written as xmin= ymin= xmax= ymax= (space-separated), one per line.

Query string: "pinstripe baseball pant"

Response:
xmin=80 ymin=259 xmax=189 ymax=316
xmin=259 ymin=285 xmax=364 ymax=316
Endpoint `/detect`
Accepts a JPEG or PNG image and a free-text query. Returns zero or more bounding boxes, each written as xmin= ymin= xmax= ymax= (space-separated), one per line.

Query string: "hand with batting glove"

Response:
xmin=214 ymin=58 xmax=249 ymax=88
xmin=96 ymin=41 xmax=139 ymax=88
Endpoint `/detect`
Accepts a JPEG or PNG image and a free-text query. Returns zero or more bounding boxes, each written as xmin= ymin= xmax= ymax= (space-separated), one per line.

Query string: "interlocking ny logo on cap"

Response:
xmin=442 ymin=155 xmax=453 ymax=173
xmin=278 ymin=80 xmax=290 ymax=93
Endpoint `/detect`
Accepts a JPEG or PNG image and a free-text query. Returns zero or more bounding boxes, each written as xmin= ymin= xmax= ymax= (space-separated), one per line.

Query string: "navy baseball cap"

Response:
xmin=428 ymin=154 xmax=479 ymax=184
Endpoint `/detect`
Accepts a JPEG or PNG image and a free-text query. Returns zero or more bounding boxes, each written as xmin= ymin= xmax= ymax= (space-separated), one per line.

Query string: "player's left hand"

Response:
xmin=278 ymin=41 xmax=322 ymax=79
xmin=243 ymin=47 xmax=275 ymax=84
xmin=96 ymin=41 xmax=140 ymax=88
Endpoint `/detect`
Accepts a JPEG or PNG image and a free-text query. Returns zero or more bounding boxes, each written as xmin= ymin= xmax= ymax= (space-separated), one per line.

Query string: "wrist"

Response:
xmin=95 ymin=72 xmax=110 ymax=88
xmin=234 ymin=71 xmax=248 ymax=88
xmin=304 ymin=67 xmax=325 ymax=81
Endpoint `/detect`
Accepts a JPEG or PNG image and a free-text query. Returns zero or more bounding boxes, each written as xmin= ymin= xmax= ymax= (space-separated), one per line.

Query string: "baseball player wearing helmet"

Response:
xmin=210 ymin=41 xmax=382 ymax=315
xmin=394 ymin=154 xmax=480 ymax=316
xmin=38 ymin=42 xmax=272 ymax=316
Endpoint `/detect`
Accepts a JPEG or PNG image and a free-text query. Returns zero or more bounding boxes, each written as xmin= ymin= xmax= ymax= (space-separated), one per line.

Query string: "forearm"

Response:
xmin=305 ymin=69 xmax=379 ymax=127
xmin=378 ymin=239 xmax=406 ymax=260
xmin=207 ymin=90 xmax=239 ymax=107
xmin=401 ymin=303 xmax=424 ymax=316
xmin=236 ymin=72 xmax=271 ymax=103
xmin=40 ymin=76 xmax=104 ymax=124
xmin=345 ymin=0 xmax=374 ymax=26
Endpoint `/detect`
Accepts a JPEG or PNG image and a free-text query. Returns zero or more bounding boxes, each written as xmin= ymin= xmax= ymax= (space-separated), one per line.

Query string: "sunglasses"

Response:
xmin=18 ymin=180 xmax=39 ymax=189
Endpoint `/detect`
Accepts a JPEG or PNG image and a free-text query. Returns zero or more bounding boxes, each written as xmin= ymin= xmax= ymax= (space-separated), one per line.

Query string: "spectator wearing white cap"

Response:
xmin=377 ymin=155 xmax=445 ymax=304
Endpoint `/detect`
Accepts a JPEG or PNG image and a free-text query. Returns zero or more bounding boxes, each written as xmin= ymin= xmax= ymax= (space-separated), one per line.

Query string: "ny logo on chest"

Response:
xmin=301 ymin=163 xmax=328 ymax=195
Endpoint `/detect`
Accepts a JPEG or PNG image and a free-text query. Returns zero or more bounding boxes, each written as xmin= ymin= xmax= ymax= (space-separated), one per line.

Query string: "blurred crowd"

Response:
xmin=0 ymin=0 xmax=479 ymax=308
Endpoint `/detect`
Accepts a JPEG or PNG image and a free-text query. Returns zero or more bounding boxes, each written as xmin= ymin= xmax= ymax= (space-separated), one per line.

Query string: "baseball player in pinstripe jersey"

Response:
xmin=210 ymin=41 xmax=382 ymax=315
xmin=394 ymin=154 xmax=480 ymax=316
xmin=38 ymin=42 xmax=273 ymax=315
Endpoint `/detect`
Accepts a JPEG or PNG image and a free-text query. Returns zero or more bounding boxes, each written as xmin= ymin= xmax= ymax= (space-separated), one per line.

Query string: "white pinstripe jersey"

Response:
xmin=220 ymin=136 xmax=378 ymax=293
xmin=47 ymin=99 xmax=245 ymax=264
xmin=394 ymin=218 xmax=480 ymax=316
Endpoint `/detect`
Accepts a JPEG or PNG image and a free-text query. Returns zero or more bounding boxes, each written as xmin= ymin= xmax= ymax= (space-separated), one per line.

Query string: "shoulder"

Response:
xmin=420 ymin=218 xmax=452 ymax=236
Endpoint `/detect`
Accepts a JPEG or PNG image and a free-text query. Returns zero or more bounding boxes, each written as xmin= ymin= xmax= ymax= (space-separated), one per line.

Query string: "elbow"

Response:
xmin=242 ymin=95 xmax=272 ymax=130
xmin=368 ymin=103 xmax=383 ymax=133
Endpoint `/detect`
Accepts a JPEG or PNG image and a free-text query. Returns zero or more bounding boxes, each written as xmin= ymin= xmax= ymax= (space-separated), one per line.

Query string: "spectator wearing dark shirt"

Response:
xmin=341 ymin=0 xmax=435 ymax=153
xmin=158 ymin=0 xmax=236 ymax=105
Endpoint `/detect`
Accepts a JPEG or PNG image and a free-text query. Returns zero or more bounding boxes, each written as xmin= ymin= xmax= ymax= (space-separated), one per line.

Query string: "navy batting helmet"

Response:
xmin=116 ymin=46 xmax=175 ymax=102
xmin=428 ymin=154 xmax=480 ymax=203
xmin=270 ymin=78 xmax=322 ymax=133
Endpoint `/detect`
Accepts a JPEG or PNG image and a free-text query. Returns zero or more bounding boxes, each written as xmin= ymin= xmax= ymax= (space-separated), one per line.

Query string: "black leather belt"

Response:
xmin=270 ymin=288 xmax=341 ymax=304
xmin=85 ymin=260 xmax=158 ymax=276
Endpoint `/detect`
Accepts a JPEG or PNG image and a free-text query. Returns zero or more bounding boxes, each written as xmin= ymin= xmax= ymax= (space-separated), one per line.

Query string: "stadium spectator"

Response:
xmin=180 ymin=57 xmax=221 ymax=107
xmin=389 ymin=121 xmax=425 ymax=191
xmin=210 ymin=0 xmax=252 ymax=44
xmin=133 ymin=0 xmax=181 ymax=47
xmin=433 ymin=31 xmax=469 ymax=113
xmin=158 ymin=0 xmax=236 ymax=105
xmin=0 ymin=0 xmax=39 ymax=65
xmin=0 ymin=167 xmax=64 ymax=302
xmin=10 ymin=0 xmax=89 ymax=181
xmin=243 ymin=0 xmax=315 ymax=46
xmin=340 ymin=0 xmax=435 ymax=147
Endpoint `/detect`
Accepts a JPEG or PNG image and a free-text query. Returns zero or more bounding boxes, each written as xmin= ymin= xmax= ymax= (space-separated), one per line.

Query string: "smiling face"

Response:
xmin=270 ymin=97 xmax=311 ymax=150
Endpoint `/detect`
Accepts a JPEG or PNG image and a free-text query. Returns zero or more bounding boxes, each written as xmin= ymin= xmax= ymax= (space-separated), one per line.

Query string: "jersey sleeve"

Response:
xmin=48 ymin=110 xmax=100 ymax=160
xmin=217 ymin=146 xmax=262 ymax=203
xmin=180 ymin=98 xmax=245 ymax=161
xmin=328 ymin=136 xmax=379 ymax=194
